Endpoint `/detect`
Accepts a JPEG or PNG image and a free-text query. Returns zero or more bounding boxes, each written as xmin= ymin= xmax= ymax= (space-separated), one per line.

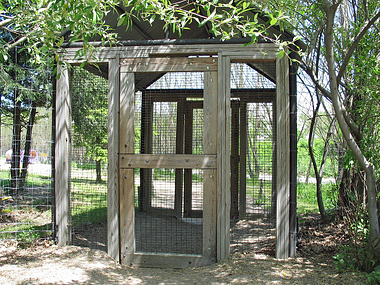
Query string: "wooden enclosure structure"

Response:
xmin=55 ymin=41 xmax=297 ymax=268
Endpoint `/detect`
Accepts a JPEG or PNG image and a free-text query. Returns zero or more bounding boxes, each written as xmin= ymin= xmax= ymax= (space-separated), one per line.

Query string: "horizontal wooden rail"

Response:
xmin=120 ymin=57 xmax=218 ymax=73
xmin=119 ymin=154 xmax=217 ymax=169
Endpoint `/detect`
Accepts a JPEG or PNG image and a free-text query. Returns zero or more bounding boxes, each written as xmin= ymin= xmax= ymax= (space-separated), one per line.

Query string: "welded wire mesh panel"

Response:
xmin=229 ymin=62 xmax=276 ymax=255
xmin=245 ymin=102 xmax=274 ymax=216
xmin=69 ymin=66 xmax=108 ymax=251
xmin=133 ymin=71 xmax=204 ymax=255
xmin=0 ymin=63 xmax=53 ymax=244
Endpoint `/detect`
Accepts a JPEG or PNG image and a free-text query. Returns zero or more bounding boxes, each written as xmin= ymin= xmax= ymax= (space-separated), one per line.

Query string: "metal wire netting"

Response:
xmin=0 ymin=63 xmax=54 ymax=245
xmin=69 ymin=66 xmax=108 ymax=250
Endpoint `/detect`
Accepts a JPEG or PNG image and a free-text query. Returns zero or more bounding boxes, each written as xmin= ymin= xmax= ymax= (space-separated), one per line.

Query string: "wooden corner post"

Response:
xmin=275 ymin=54 xmax=290 ymax=259
xmin=108 ymin=56 xmax=121 ymax=262
xmin=55 ymin=64 xmax=71 ymax=246
xmin=217 ymin=55 xmax=231 ymax=261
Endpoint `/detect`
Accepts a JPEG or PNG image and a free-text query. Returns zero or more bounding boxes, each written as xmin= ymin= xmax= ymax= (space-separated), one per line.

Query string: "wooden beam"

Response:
xmin=230 ymin=100 xmax=239 ymax=219
xmin=119 ymin=154 xmax=217 ymax=169
xmin=55 ymin=64 xmax=71 ymax=246
xmin=217 ymin=55 xmax=231 ymax=261
xmin=175 ymin=99 xmax=185 ymax=217
xmin=119 ymin=72 xmax=135 ymax=265
xmin=239 ymin=101 xmax=247 ymax=218
xmin=120 ymin=169 xmax=135 ymax=262
xmin=203 ymin=71 xmax=218 ymax=258
xmin=184 ymin=105 xmax=194 ymax=218
xmin=62 ymin=43 xmax=279 ymax=61
xmin=275 ymin=54 xmax=290 ymax=259
xmin=107 ymin=56 xmax=120 ymax=262
xmin=121 ymin=57 xmax=217 ymax=73
xmin=123 ymin=253 xmax=214 ymax=268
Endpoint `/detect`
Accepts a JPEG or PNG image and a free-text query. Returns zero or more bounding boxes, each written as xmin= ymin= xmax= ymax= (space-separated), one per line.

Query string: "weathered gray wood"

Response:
xmin=203 ymin=71 xmax=218 ymax=258
xmin=230 ymin=100 xmax=239 ymax=219
xmin=119 ymin=72 xmax=135 ymax=154
xmin=55 ymin=64 xmax=71 ymax=246
xmin=217 ymin=55 xmax=231 ymax=261
xmin=121 ymin=57 xmax=217 ymax=72
xmin=62 ymin=43 xmax=279 ymax=61
xmin=120 ymin=169 xmax=135 ymax=263
xmin=124 ymin=253 xmax=215 ymax=268
xmin=107 ymin=56 xmax=120 ymax=262
xmin=239 ymin=101 xmax=247 ymax=218
xmin=184 ymin=106 xmax=194 ymax=218
xmin=275 ymin=54 xmax=290 ymax=259
xmin=140 ymin=92 xmax=153 ymax=212
xmin=175 ymin=99 xmax=185 ymax=216
xmin=119 ymin=154 xmax=217 ymax=169
xmin=119 ymin=72 xmax=135 ymax=264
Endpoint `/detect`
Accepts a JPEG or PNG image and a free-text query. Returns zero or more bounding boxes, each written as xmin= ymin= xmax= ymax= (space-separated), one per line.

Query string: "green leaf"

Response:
xmin=199 ymin=9 xmax=216 ymax=27
xmin=278 ymin=50 xmax=285 ymax=59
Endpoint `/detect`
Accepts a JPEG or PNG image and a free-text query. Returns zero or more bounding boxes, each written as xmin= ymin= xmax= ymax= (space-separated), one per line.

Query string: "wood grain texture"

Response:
xmin=275 ymin=54 xmax=290 ymax=259
xmin=55 ymin=64 xmax=70 ymax=246
xmin=107 ymin=57 xmax=120 ymax=262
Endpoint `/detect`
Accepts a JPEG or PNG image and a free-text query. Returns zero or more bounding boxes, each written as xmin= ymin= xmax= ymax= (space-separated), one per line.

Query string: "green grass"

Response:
xmin=71 ymin=177 xmax=107 ymax=226
xmin=297 ymin=182 xmax=338 ymax=214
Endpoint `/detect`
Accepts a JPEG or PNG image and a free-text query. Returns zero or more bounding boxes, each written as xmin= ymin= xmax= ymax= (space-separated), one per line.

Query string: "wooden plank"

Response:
xmin=55 ymin=64 xmax=70 ymax=247
xmin=140 ymin=92 xmax=153 ymax=212
xmin=107 ymin=56 xmax=120 ymax=262
xmin=120 ymin=169 xmax=135 ymax=263
xmin=124 ymin=253 xmax=215 ymax=268
xmin=203 ymin=71 xmax=218 ymax=258
xmin=119 ymin=72 xmax=136 ymax=264
xmin=62 ymin=43 xmax=279 ymax=61
xmin=121 ymin=57 xmax=217 ymax=73
xmin=184 ymin=105 xmax=193 ymax=218
xmin=230 ymin=100 xmax=239 ymax=219
xmin=119 ymin=154 xmax=217 ymax=169
xmin=119 ymin=72 xmax=135 ymax=153
xmin=175 ymin=99 xmax=185 ymax=216
xmin=239 ymin=101 xmax=247 ymax=218
xmin=275 ymin=53 xmax=290 ymax=259
xmin=217 ymin=55 xmax=231 ymax=261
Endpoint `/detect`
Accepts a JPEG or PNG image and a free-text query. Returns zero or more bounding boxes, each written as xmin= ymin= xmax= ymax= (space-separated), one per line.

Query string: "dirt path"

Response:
xmin=0 ymin=243 xmax=367 ymax=284
xmin=0 ymin=213 xmax=369 ymax=284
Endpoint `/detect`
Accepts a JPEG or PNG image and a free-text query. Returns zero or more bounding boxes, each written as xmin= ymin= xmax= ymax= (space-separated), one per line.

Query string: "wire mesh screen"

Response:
xmin=245 ymin=102 xmax=274 ymax=216
xmin=69 ymin=65 xmax=108 ymax=251
xmin=229 ymin=62 xmax=276 ymax=255
xmin=0 ymin=63 xmax=54 ymax=245
xmin=133 ymin=72 xmax=204 ymax=255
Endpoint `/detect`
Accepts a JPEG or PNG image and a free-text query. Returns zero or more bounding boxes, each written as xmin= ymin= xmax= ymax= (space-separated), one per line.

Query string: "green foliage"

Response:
xmin=1 ymin=0 xmax=119 ymax=65
xmin=297 ymin=182 xmax=337 ymax=214
xmin=368 ymin=265 xmax=380 ymax=284
xmin=71 ymin=66 xmax=108 ymax=168
xmin=333 ymin=245 xmax=364 ymax=273
xmin=17 ymin=230 xmax=40 ymax=249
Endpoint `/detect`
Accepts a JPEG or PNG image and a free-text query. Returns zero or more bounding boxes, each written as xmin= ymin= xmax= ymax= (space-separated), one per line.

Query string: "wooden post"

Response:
xmin=275 ymin=54 xmax=290 ymax=259
xmin=140 ymin=92 xmax=153 ymax=212
xmin=119 ymin=72 xmax=135 ymax=264
xmin=55 ymin=64 xmax=71 ymax=246
xmin=217 ymin=55 xmax=231 ymax=261
xmin=239 ymin=101 xmax=247 ymax=218
xmin=107 ymin=56 xmax=120 ymax=261
xmin=175 ymin=98 xmax=185 ymax=217
xmin=184 ymin=102 xmax=193 ymax=218
xmin=203 ymin=71 xmax=218 ymax=259
xmin=230 ymin=100 xmax=239 ymax=219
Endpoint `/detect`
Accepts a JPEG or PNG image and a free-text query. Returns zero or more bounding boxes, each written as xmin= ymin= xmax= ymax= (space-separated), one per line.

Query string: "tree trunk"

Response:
xmin=324 ymin=1 xmax=379 ymax=267
xmin=11 ymin=98 xmax=21 ymax=194
xmin=19 ymin=101 xmax=37 ymax=191
xmin=96 ymin=160 xmax=102 ymax=182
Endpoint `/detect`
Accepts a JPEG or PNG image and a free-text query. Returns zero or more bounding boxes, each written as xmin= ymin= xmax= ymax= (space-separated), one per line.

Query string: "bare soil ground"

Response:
xmin=0 ymin=214 xmax=368 ymax=285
